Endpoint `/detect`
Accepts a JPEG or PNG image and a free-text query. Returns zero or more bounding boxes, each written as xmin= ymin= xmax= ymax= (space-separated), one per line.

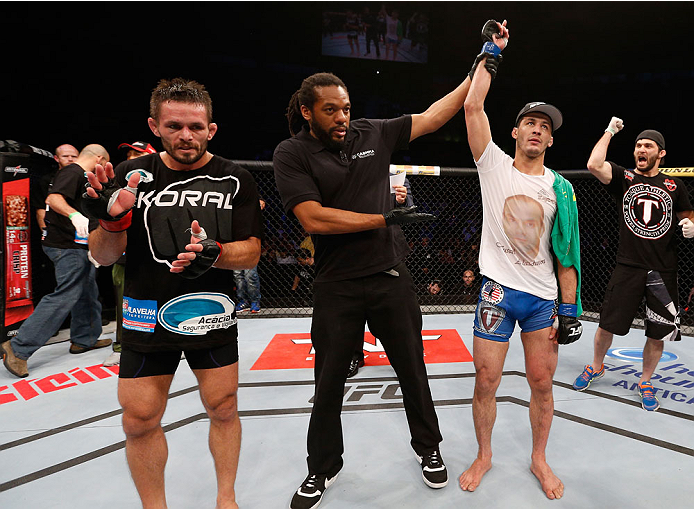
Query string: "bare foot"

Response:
xmin=216 ymin=499 xmax=238 ymax=509
xmin=458 ymin=457 xmax=492 ymax=492
xmin=530 ymin=460 xmax=564 ymax=500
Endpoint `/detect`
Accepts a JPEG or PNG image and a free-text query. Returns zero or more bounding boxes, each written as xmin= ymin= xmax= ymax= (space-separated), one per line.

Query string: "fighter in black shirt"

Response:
xmin=573 ymin=118 xmax=694 ymax=413
xmin=85 ymin=78 xmax=262 ymax=508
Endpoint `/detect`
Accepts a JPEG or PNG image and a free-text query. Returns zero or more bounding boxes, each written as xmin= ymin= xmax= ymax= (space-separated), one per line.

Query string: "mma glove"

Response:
xmin=468 ymin=19 xmax=507 ymax=81
xmin=469 ymin=53 xmax=503 ymax=81
xmin=179 ymin=226 xmax=223 ymax=279
xmin=605 ymin=116 xmax=624 ymax=136
xmin=82 ymin=178 xmax=137 ymax=233
xmin=553 ymin=303 xmax=583 ymax=345
xmin=383 ymin=206 xmax=436 ymax=226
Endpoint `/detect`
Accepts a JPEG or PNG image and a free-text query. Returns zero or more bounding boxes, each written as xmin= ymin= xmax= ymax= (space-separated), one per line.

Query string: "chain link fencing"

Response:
xmin=238 ymin=161 xmax=694 ymax=335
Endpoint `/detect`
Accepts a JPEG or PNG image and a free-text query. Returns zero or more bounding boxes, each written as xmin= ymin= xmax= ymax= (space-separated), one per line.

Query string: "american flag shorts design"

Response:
xmin=481 ymin=280 xmax=505 ymax=305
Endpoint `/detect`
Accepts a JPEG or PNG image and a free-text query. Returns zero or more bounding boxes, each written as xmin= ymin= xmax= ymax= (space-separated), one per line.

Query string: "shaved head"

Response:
xmin=54 ymin=144 xmax=78 ymax=168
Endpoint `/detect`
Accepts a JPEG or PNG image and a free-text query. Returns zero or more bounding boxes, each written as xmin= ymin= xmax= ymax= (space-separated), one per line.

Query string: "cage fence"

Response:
xmin=238 ymin=161 xmax=694 ymax=336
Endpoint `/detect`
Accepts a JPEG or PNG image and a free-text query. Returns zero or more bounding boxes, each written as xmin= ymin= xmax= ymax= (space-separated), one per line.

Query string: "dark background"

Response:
xmin=3 ymin=1 xmax=693 ymax=170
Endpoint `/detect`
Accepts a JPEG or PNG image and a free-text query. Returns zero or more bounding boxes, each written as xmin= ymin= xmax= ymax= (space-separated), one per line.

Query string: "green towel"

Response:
xmin=550 ymin=170 xmax=582 ymax=316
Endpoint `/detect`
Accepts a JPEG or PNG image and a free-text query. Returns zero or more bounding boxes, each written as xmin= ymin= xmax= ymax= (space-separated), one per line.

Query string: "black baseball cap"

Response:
xmin=118 ymin=141 xmax=156 ymax=154
xmin=636 ymin=130 xmax=665 ymax=150
xmin=515 ymin=102 xmax=563 ymax=132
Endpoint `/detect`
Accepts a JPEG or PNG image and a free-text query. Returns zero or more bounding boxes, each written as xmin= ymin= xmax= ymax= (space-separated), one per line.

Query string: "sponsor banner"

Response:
xmin=123 ymin=297 xmax=157 ymax=333
xmin=660 ymin=167 xmax=694 ymax=177
xmin=606 ymin=347 xmax=678 ymax=363
xmin=0 ymin=363 xmax=118 ymax=406
xmin=251 ymin=328 xmax=473 ymax=370
xmin=158 ymin=292 xmax=237 ymax=335
xmin=606 ymin=361 xmax=694 ymax=406
xmin=389 ymin=164 xmax=441 ymax=176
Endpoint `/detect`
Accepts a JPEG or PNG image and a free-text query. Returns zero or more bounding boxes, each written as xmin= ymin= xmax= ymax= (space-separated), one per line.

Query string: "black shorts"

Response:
xmin=599 ymin=264 xmax=681 ymax=341
xmin=119 ymin=342 xmax=239 ymax=378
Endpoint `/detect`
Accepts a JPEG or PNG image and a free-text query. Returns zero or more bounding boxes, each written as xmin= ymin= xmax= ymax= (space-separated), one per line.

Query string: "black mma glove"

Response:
xmin=179 ymin=227 xmax=223 ymax=279
xmin=553 ymin=303 xmax=583 ymax=345
xmin=383 ymin=206 xmax=436 ymax=226
xmin=469 ymin=53 xmax=503 ymax=81
xmin=179 ymin=239 xmax=222 ymax=279
xmin=469 ymin=19 xmax=506 ymax=81
xmin=82 ymin=178 xmax=136 ymax=232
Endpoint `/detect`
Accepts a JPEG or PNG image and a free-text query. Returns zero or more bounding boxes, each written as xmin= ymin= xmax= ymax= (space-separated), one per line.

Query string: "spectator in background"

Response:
xmin=1 ymin=144 xmax=112 ymax=378
xmin=118 ymin=141 xmax=157 ymax=161
xmin=103 ymin=140 xmax=157 ymax=367
xmin=427 ymin=279 xmax=443 ymax=295
xmin=299 ymin=226 xmax=315 ymax=256
xmin=458 ymin=269 xmax=479 ymax=304
xmin=291 ymin=248 xmax=315 ymax=306
xmin=235 ymin=198 xmax=265 ymax=314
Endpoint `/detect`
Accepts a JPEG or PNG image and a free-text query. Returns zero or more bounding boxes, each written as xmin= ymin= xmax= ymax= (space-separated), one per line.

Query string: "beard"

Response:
xmin=162 ymin=138 xmax=208 ymax=165
xmin=310 ymin=120 xmax=347 ymax=152
xmin=635 ymin=153 xmax=658 ymax=172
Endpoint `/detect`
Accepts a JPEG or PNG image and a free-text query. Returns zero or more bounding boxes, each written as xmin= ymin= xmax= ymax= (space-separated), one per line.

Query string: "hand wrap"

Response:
xmin=82 ymin=178 xmax=137 ymax=232
xmin=553 ymin=303 xmax=583 ymax=345
xmin=679 ymin=218 xmax=694 ymax=238
xmin=383 ymin=206 xmax=436 ymax=226
xmin=605 ymin=116 xmax=624 ymax=136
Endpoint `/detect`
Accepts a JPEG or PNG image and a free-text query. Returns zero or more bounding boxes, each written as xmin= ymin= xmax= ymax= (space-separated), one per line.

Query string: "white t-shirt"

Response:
xmin=476 ymin=140 xmax=558 ymax=300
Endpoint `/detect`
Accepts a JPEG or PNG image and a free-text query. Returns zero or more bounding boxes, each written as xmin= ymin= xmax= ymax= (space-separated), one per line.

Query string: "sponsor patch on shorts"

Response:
xmin=123 ymin=297 xmax=157 ymax=333
xmin=481 ymin=280 xmax=504 ymax=305
xmin=476 ymin=302 xmax=506 ymax=333
xmin=158 ymin=292 xmax=237 ymax=335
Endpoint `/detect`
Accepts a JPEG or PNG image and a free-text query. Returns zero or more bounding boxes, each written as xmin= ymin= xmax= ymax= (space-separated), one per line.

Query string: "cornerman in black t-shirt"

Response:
xmin=573 ymin=120 xmax=694 ymax=413
xmin=1 ymin=144 xmax=112 ymax=379
xmin=274 ymin=66 xmax=480 ymax=507
xmin=83 ymin=78 xmax=262 ymax=508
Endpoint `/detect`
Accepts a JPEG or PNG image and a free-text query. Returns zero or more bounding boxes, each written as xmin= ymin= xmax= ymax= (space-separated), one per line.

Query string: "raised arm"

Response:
xmin=463 ymin=20 xmax=509 ymax=161
xmin=84 ymin=163 xmax=140 ymax=265
xmin=410 ymin=79 xmax=471 ymax=142
xmin=411 ymin=19 xmax=508 ymax=143
xmin=587 ymin=117 xmax=623 ymax=184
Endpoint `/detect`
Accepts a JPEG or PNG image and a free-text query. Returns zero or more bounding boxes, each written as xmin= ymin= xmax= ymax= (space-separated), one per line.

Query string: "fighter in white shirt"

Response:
xmin=458 ymin=21 xmax=579 ymax=501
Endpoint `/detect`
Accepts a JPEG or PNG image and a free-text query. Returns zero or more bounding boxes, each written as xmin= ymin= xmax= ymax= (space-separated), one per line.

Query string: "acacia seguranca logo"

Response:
xmin=622 ymin=183 xmax=673 ymax=239
xmin=126 ymin=169 xmax=154 ymax=183
xmin=158 ymin=292 xmax=237 ymax=335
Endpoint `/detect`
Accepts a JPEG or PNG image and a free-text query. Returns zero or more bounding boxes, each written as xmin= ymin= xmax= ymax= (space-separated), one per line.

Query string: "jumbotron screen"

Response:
xmin=321 ymin=3 xmax=430 ymax=64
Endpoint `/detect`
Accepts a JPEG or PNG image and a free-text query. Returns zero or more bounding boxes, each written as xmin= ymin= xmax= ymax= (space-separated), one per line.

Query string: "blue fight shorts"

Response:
xmin=473 ymin=277 xmax=556 ymax=342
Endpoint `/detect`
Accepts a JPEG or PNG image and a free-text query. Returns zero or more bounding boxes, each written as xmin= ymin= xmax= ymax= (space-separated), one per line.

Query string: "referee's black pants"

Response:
xmin=306 ymin=262 xmax=442 ymax=476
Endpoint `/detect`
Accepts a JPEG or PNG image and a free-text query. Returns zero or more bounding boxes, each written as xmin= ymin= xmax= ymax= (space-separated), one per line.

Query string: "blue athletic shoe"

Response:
xmin=572 ymin=364 xmax=605 ymax=391
xmin=250 ymin=301 xmax=261 ymax=313
xmin=638 ymin=381 xmax=660 ymax=411
xmin=235 ymin=300 xmax=249 ymax=313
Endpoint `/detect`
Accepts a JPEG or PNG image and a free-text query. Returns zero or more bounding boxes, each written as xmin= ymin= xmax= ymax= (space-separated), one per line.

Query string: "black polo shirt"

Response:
xmin=273 ymin=116 xmax=412 ymax=282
